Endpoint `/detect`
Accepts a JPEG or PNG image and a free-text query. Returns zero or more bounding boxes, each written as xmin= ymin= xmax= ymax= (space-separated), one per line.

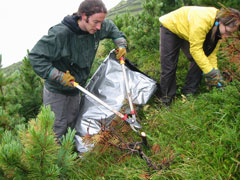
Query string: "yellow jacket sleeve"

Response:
xmin=159 ymin=6 xmax=219 ymax=74
xmin=207 ymin=42 xmax=220 ymax=69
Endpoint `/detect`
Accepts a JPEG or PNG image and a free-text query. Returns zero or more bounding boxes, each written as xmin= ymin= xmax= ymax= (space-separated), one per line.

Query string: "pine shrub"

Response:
xmin=0 ymin=106 xmax=79 ymax=179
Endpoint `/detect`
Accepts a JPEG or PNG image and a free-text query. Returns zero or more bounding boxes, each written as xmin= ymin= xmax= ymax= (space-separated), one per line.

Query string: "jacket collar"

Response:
xmin=62 ymin=15 xmax=89 ymax=35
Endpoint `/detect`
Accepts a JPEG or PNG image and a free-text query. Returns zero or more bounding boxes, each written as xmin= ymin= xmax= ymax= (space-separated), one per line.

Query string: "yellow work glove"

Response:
xmin=115 ymin=47 xmax=127 ymax=60
xmin=60 ymin=70 xmax=75 ymax=87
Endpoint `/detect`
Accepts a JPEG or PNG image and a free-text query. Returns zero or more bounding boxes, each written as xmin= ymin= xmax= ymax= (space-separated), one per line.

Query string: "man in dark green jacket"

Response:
xmin=29 ymin=0 xmax=127 ymax=141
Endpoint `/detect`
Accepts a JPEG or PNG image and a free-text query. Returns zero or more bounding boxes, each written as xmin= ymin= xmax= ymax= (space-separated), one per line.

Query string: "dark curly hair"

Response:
xmin=77 ymin=0 xmax=107 ymax=19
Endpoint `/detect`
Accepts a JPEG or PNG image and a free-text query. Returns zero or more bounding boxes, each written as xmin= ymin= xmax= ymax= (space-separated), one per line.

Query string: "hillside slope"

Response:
xmin=107 ymin=0 xmax=144 ymax=19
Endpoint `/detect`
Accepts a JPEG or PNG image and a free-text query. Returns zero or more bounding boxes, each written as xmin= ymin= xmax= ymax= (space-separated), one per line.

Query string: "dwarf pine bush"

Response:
xmin=0 ymin=106 xmax=80 ymax=179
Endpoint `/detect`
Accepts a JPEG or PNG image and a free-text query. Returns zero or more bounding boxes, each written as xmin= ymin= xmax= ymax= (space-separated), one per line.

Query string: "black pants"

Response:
xmin=160 ymin=26 xmax=202 ymax=103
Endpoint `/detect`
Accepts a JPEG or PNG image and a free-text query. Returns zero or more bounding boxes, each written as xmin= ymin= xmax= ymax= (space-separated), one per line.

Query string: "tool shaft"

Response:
xmin=75 ymin=84 xmax=125 ymax=119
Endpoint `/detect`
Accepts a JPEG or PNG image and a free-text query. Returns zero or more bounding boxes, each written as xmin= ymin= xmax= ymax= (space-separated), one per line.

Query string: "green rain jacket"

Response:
xmin=29 ymin=16 xmax=126 ymax=95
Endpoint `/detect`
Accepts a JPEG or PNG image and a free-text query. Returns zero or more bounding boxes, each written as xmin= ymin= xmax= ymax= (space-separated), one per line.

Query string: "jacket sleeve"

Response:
xmin=207 ymin=42 xmax=220 ymax=69
xmin=100 ymin=19 xmax=127 ymax=48
xmin=29 ymin=28 xmax=63 ymax=80
xmin=188 ymin=9 xmax=218 ymax=74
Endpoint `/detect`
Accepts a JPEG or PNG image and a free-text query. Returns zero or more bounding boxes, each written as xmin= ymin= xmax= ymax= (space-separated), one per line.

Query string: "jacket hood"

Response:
xmin=62 ymin=15 xmax=88 ymax=35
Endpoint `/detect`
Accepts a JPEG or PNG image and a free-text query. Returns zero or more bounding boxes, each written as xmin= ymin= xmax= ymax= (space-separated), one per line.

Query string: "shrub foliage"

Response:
xmin=0 ymin=0 xmax=239 ymax=179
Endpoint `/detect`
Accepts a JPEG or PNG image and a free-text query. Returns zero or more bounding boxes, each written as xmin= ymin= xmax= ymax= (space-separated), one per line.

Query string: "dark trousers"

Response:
xmin=160 ymin=26 xmax=202 ymax=103
xmin=43 ymin=86 xmax=80 ymax=141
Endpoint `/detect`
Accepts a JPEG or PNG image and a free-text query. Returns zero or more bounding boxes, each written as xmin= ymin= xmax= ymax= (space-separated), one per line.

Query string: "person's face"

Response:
xmin=80 ymin=13 xmax=106 ymax=34
xmin=219 ymin=22 xmax=239 ymax=37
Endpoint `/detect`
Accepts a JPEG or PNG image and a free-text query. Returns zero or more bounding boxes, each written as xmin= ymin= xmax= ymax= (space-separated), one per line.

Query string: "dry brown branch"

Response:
xmin=94 ymin=125 xmax=174 ymax=172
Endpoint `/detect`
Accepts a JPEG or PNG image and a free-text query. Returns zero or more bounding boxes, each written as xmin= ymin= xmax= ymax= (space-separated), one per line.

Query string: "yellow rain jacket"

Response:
xmin=159 ymin=6 xmax=220 ymax=74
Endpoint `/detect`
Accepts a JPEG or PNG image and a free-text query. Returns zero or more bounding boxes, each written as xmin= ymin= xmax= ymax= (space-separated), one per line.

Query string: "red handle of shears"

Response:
xmin=120 ymin=57 xmax=125 ymax=65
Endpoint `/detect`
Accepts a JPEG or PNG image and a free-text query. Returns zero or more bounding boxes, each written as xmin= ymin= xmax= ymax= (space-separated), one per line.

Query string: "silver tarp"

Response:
xmin=75 ymin=51 xmax=157 ymax=153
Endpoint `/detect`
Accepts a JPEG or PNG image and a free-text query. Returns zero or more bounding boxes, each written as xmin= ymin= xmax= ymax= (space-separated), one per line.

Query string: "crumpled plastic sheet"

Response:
xmin=75 ymin=51 xmax=157 ymax=153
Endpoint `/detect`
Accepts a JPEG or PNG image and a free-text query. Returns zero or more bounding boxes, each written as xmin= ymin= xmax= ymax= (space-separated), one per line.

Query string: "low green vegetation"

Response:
xmin=0 ymin=0 xmax=239 ymax=179
xmin=107 ymin=0 xmax=144 ymax=19
xmin=76 ymin=82 xmax=240 ymax=179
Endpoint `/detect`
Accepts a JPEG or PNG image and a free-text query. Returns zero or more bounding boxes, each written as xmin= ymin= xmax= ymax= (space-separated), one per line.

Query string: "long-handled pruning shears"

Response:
xmin=71 ymin=80 xmax=141 ymax=132
xmin=119 ymin=57 xmax=142 ymax=131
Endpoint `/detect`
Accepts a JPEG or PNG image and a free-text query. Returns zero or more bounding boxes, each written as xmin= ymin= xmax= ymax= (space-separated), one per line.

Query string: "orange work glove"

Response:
xmin=60 ymin=70 xmax=75 ymax=87
xmin=115 ymin=47 xmax=127 ymax=60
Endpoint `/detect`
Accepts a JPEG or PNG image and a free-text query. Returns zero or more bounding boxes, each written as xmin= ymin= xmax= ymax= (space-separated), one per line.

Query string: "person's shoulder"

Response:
xmin=49 ymin=23 xmax=72 ymax=35
xmin=103 ymin=19 xmax=114 ymax=25
xmin=99 ymin=19 xmax=116 ymax=31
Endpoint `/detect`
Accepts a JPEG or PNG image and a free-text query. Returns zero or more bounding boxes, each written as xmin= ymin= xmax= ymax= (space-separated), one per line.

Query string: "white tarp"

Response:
xmin=75 ymin=51 xmax=157 ymax=153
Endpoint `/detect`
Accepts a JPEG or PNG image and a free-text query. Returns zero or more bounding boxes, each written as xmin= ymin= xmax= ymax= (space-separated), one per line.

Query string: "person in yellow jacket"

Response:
xmin=159 ymin=6 xmax=240 ymax=105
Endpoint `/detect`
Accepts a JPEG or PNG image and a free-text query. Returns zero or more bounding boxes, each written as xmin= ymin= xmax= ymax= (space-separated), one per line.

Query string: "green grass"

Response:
xmin=2 ymin=43 xmax=239 ymax=180
xmin=76 ymin=81 xmax=240 ymax=179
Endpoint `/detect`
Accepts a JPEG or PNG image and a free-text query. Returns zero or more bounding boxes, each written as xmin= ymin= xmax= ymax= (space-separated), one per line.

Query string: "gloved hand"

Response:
xmin=115 ymin=47 xmax=127 ymax=60
xmin=203 ymin=68 xmax=225 ymax=89
xmin=60 ymin=70 xmax=75 ymax=87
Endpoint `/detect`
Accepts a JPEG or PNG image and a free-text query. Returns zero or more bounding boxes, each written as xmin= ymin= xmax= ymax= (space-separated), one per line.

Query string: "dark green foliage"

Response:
xmin=72 ymin=82 xmax=239 ymax=179
xmin=152 ymin=83 xmax=240 ymax=179
xmin=105 ymin=0 xmax=239 ymax=56
xmin=0 ymin=55 xmax=25 ymax=131
xmin=19 ymin=106 xmax=60 ymax=179
xmin=0 ymin=131 xmax=27 ymax=179
xmin=126 ymin=48 xmax=161 ymax=82
xmin=0 ymin=106 xmax=25 ymax=132
xmin=192 ymin=0 xmax=240 ymax=9
xmin=81 ymin=1 xmax=240 ymax=178
xmin=0 ymin=106 xmax=80 ymax=179
xmin=57 ymin=128 xmax=79 ymax=179
xmin=0 ymin=54 xmax=17 ymax=109
xmin=0 ymin=0 xmax=239 ymax=179
xmin=8 ymin=55 xmax=43 ymax=121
